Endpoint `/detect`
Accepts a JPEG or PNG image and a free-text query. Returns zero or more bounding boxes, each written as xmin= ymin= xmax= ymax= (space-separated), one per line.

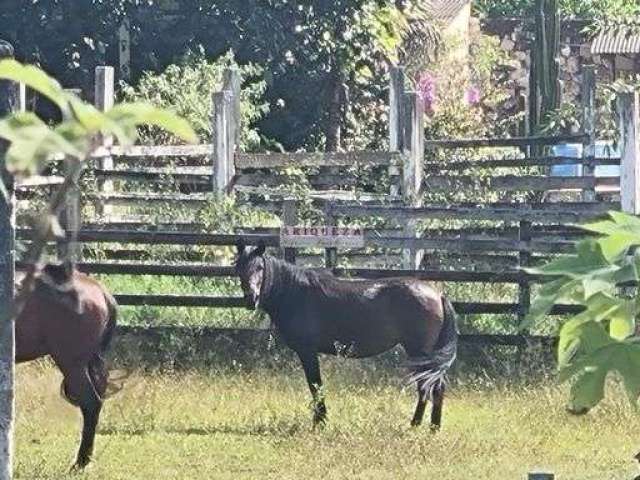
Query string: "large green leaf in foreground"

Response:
xmin=526 ymin=211 xmax=640 ymax=412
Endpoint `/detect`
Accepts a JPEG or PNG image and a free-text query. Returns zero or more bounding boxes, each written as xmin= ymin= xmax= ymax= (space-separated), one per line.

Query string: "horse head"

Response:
xmin=235 ymin=240 xmax=266 ymax=309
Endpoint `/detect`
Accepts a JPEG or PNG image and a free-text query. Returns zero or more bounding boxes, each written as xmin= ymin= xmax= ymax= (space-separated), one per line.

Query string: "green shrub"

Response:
xmin=121 ymin=49 xmax=271 ymax=150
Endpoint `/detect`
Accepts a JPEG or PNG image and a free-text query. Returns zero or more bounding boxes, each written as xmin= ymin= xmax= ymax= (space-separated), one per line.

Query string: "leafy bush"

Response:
xmin=474 ymin=0 xmax=640 ymax=17
xmin=121 ymin=50 xmax=270 ymax=150
xmin=526 ymin=211 xmax=640 ymax=413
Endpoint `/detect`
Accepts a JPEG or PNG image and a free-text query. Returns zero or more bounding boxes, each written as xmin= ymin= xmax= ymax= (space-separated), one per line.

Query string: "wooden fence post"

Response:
xmin=212 ymin=90 xmax=233 ymax=195
xmin=17 ymin=84 xmax=25 ymax=113
xmin=117 ymin=19 xmax=131 ymax=82
xmin=282 ymin=199 xmax=297 ymax=264
xmin=389 ymin=67 xmax=405 ymax=198
xmin=518 ymin=220 xmax=532 ymax=323
xmin=0 ymin=39 xmax=16 ymax=480
xmin=402 ymin=91 xmax=424 ymax=269
xmin=619 ymin=91 xmax=640 ymax=214
xmin=581 ymin=65 xmax=596 ymax=202
xmin=210 ymin=68 xmax=240 ymax=196
xmin=324 ymin=202 xmax=337 ymax=269
xmin=223 ymin=68 xmax=241 ymax=149
xmin=95 ymin=66 xmax=114 ymax=220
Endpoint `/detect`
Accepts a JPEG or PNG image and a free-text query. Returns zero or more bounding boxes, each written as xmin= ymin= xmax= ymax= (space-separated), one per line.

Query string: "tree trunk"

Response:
xmin=0 ymin=39 xmax=16 ymax=480
xmin=324 ymin=70 xmax=343 ymax=152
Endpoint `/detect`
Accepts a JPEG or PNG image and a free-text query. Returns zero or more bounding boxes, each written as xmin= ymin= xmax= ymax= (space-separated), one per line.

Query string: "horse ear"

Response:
xmin=236 ymin=239 xmax=246 ymax=256
xmin=253 ymin=242 xmax=266 ymax=257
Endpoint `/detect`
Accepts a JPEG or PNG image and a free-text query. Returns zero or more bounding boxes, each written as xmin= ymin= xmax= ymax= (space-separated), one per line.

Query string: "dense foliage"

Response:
xmin=474 ymin=0 xmax=640 ymax=17
xmin=120 ymin=50 xmax=269 ymax=150
xmin=526 ymin=212 xmax=640 ymax=413
xmin=0 ymin=0 xmax=436 ymax=151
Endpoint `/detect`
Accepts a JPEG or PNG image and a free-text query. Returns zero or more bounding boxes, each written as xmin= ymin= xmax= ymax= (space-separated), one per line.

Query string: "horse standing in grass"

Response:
xmin=16 ymin=262 xmax=118 ymax=469
xmin=235 ymin=242 xmax=458 ymax=429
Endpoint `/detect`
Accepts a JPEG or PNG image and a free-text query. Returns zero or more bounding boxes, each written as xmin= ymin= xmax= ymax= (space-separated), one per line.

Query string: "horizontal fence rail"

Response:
xmin=423 ymin=133 xmax=588 ymax=149
xmin=421 ymin=175 xmax=619 ymax=193
xmin=332 ymin=202 xmax=618 ymax=223
xmin=235 ymin=151 xmax=402 ymax=169
xmin=424 ymin=156 xmax=621 ymax=171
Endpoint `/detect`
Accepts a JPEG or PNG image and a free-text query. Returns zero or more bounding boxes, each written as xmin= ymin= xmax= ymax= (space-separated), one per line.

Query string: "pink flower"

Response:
xmin=416 ymin=72 xmax=436 ymax=113
xmin=465 ymin=85 xmax=481 ymax=106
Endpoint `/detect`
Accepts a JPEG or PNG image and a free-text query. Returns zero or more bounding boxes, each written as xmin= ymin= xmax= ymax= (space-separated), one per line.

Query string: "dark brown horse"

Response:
xmin=235 ymin=242 xmax=458 ymax=429
xmin=16 ymin=262 xmax=118 ymax=469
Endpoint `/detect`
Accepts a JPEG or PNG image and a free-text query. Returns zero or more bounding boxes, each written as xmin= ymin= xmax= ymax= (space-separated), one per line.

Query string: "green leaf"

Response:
xmin=567 ymin=366 xmax=606 ymax=413
xmin=0 ymin=60 xmax=68 ymax=113
xmin=522 ymin=278 xmax=581 ymax=330
xmin=0 ymin=113 xmax=83 ymax=175
xmin=107 ymin=103 xmax=198 ymax=144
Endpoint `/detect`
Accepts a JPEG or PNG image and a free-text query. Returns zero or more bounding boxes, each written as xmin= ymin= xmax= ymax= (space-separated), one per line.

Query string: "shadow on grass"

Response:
xmin=98 ymin=421 xmax=306 ymax=438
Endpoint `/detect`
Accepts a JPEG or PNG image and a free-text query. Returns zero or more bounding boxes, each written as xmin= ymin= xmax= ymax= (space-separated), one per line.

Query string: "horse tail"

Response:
xmin=100 ymin=290 xmax=118 ymax=354
xmin=408 ymin=296 xmax=458 ymax=401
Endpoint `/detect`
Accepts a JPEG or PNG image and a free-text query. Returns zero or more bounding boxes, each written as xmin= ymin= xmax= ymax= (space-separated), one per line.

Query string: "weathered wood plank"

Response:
xmin=235 ymin=172 xmax=358 ymax=189
xmin=235 ymin=151 xmax=402 ymax=169
xmin=619 ymin=92 xmax=640 ymax=214
xmin=424 ymin=156 xmax=620 ymax=172
xmin=17 ymin=229 xmax=279 ymax=246
xmin=424 ymin=133 xmax=588 ymax=149
xmin=110 ymin=294 xmax=581 ymax=315
xmin=15 ymin=175 xmax=64 ymax=188
xmin=421 ymin=175 xmax=619 ymax=192
xmin=88 ymin=192 xmax=211 ymax=204
xmin=366 ymin=236 xmax=576 ymax=254
xmin=92 ymin=167 xmax=211 ymax=182
xmin=333 ymin=202 xmax=617 ymax=223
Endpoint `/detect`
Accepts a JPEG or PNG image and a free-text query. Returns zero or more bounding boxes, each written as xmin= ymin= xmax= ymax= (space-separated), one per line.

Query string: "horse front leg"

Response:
xmin=296 ymin=348 xmax=327 ymax=426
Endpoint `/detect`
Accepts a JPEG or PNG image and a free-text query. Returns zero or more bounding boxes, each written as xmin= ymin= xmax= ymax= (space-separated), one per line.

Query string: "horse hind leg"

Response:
xmin=61 ymin=363 xmax=104 ymax=469
xmin=430 ymin=383 xmax=445 ymax=431
xmin=411 ymin=379 xmax=428 ymax=427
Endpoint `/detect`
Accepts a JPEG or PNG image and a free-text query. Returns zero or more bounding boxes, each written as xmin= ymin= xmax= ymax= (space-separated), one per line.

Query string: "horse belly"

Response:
xmin=317 ymin=303 xmax=402 ymax=358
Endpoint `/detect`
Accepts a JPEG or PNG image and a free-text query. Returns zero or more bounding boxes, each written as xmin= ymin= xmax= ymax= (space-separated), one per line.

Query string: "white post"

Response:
xmin=117 ymin=19 xmax=131 ymax=82
xmin=95 ymin=66 xmax=115 ymax=218
xmin=17 ymin=84 xmax=25 ymax=113
xmin=388 ymin=67 xmax=404 ymax=197
xmin=618 ymin=92 xmax=640 ymax=214
xmin=402 ymin=91 xmax=424 ymax=269
xmin=581 ymin=65 xmax=596 ymax=202
xmin=212 ymin=90 xmax=232 ymax=195
xmin=0 ymin=39 xmax=16 ymax=480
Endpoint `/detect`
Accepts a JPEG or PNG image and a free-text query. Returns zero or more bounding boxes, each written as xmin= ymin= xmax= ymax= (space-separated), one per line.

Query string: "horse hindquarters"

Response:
xmin=405 ymin=297 xmax=458 ymax=429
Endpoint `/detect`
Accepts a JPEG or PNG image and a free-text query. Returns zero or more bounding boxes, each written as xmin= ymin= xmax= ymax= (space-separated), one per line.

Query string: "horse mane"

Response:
xmin=261 ymin=255 xmax=342 ymax=309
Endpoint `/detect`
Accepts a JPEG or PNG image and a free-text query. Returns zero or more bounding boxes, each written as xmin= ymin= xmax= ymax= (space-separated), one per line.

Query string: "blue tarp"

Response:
xmin=550 ymin=142 xmax=620 ymax=177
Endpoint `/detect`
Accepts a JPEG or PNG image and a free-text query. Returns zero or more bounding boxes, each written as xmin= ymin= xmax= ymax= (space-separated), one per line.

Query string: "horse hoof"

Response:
xmin=429 ymin=424 xmax=441 ymax=433
xmin=70 ymin=458 xmax=90 ymax=472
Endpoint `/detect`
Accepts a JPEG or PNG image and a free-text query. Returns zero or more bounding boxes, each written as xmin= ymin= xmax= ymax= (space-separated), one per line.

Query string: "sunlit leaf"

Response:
xmin=0 ymin=59 xmax=68 ymax=113
xmin=107 ymin=103 xmax=198 ymax=144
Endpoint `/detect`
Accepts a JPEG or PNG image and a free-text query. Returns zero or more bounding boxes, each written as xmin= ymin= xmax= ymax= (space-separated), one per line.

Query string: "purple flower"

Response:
xmin=465 ymin=85 xmax=481 ymax=106
xmin=416 ymin=72 xmax=436 ymax=113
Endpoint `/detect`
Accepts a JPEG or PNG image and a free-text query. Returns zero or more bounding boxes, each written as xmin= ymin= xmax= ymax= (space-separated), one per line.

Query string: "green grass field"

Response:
xmin=14 ymin=360 xmax=640 ymax=480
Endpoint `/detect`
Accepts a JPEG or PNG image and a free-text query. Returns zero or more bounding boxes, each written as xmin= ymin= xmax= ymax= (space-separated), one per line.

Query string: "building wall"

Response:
xmin=481 ymin=18 xmax=625 ymax=107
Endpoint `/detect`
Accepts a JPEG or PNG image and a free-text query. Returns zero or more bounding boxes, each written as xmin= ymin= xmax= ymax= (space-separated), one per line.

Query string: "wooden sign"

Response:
xmin=280 ymin=226 xmax=364 ymax=248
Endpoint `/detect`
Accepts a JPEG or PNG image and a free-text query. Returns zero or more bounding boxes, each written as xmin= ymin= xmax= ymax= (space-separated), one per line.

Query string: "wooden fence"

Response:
xmin=7 ymin=64 xmax=640 ymax=347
